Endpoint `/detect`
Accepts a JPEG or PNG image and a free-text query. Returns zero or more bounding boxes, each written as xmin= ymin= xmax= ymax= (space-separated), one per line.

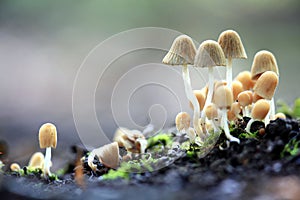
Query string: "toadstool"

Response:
xmin=28 ymin=152 xmax=45 ymax=170
xmin=10 ymin=163 xmax=21 ymax=172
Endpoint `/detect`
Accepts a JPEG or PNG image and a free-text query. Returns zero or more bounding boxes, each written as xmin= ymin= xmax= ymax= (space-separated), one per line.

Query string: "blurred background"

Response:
xmin=0 ymin=0 xmax=299 ymax=169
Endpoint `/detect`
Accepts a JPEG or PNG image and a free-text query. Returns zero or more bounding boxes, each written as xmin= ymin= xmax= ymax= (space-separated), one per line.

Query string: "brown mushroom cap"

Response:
xmin=250 ymin=50 xmax=279 ymax=80
xmin=28 ymin=152 xmax=44 ymax=169
xmin=251 ymin=99 xmax=270 ymax=120
xmin=218 ymin=30 xmax=247 ymax=59
xmin=252 ymin=92 xmax=264 ymax=103
xmin=235 ymin=71 xmax=256 ymax=90
xmin=232 ymin=80 xmax=243 ymax=101
xmin=253 ymin=71 xmax=278 ymax=100
xmin=231 ymin=102 xmax=242 ymax=116
xmin=38 ymin=123 xmax=57 ymax=149
xmin=194 ymin=40 xmax=226 ymax=68
xmin=205 ymin=103 xmax=218 ymax=120
xmin=162 ymin=35 xmax=196 ymax=65
xmin=237 ymin=91 xmax=252 ymax=107
xmin=190 ymin=90 xmax=206 ymax=111
xmin=92 ymin=142 xmax=120 ymax=169
xmin=213 ymin=85 xmax=233 ymax=109
xmin=175 ymin=112 xmax=191 ymax=131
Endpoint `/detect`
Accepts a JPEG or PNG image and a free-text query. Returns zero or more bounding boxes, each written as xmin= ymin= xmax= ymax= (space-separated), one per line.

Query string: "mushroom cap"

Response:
xmin=232 ymin=80 xmax=243 ymax=101
xmin=218 ymin=30 xmax=247 ymax=59
xmin=253 ymin=71 xmax=278 ymax=100
xmin=162 ymin=35 xmax=196 ymax=65
xmin=214 ymin=80 xmax=227 ymax=91
xmin=250 ymin=50 xmax=279 ymax=80
xmin=10 ymin=163 xmax=21 ymax=172
xmin=235 ymin=71 xmax=256 ymax=90
xmin=275 ymin=112 xmax=286 ymax=119
xmin=190 ymin=90 xmax=206 ymax=111
xmin=175 ymin=112 xmax=191 ymax=132
xmin=237 ymin=91 xmax=253 ymax=107
xmin=194 ymin=40 xmax=226 ymax=68
xmin=252 ymin=92 xmax=264 ymax=103
xmin=251 ymin=99 xmax=270 ymax=120
xmin=38 ymin=123 xmax=57 ymax=149
xmin=28 ymin=152 xmax=44 ymax=169
xmin=213 ymin=85 xmax=233 ymax=109
xmin=231 ymin=102 xmax=242 ymax=116
xmin=92 ymin=142 xmax=120 ymax=169
xmin=205 ymin=103 xmax=219 ymax=120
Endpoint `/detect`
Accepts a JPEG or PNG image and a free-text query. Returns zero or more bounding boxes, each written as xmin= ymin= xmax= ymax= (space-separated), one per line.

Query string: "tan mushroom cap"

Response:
xmin=251 ymin=50 xmax=279 ymax=80
xmin=232 ymin=80 xmax=243 ymax=100
xmin=235 ymin=71 xmax=256 ymax=90
xmin=253 ymin=71 xmax=278 ymax=100
xmin=194 ymin=40 xmax=226 ymax=68
xmin=92 ymin=142 xmax=120 ymax=169
xmin=190 ymin=90 xmax=206 ymax=111
xmin=38 ymin=123 xmax=57 ymax=149
xmin=231 ymin=102 xmax=242 ymax=116
xmin=251 ymin=99 xmax=270 ymax=120
xmin=218 ymin=30 xmax=247 ymax=59
xmin=162 ymin=35 xmax=196 ymax=65
xmin=205 ymin=103 xmax=218 ymax=120
xmin=275 ymin=112 xmax=286 ymax=119
xmin=252 ymin=92 xmax=264 ymax=103
xmin=175 ymin=112 xmax=191 ymax=132
xmin=10 ymin=163 xmax=21 ymax=172
xmin=213 ymin=85 xmax=233 ymax=109
xmin=237 ymin=91 xmax=252 ymax=107
xmin=28 ymin=152 xmax=44 ymax=169
xmin=214 ymin=80 xmax=227 ymax=91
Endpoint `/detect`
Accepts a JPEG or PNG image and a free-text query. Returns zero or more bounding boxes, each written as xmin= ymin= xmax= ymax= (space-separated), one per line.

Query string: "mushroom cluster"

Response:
xmin=163 ymin=29 xmax=281 ymax=144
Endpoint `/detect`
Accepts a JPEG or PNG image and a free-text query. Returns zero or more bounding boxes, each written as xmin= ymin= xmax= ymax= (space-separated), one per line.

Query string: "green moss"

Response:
xmin=147 ymin=133 xmax=172 ymax=149
xmin=277 ymin=98 xmax=300 ymax=118
xmin=239 ymin=131 xmax=259 ymax=139
xmin=102 ymin=168 xmax=129 ymax=180
xmin=48 ymin=173 xmax=59 ymax=181
xmin=281 ymin=138 xmax=300 ymax=158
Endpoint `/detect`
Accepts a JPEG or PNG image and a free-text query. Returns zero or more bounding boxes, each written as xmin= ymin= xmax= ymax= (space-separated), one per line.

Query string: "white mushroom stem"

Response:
xmin=242 ymin=106 xmax=250 ymax=117
xmin=264 ymin=98 xmax=275 ymax=125
xmin=87 ymin=150 xmax=97 ymax=171
xmin=245 ymin=118 xmax=255 ymax=133
xmin=44 ymin=147 xmax=52 ymax=176
xmin=187 ymin=127 xmax=196 ymax=143
xmin=210 ymin=119 xmax=220 ymax=133
xmin=226 ymin=57 xmax=233 ymax=88
xmin=201 ymin=67 xmax=214 ymax=132
xmin=221 ymin=109 xmax=240 ymax=143
xmin=182 ymin=65 xmax=204 ymax=139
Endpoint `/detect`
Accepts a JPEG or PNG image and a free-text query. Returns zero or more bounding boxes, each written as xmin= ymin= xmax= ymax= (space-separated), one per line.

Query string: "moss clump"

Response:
xmin=147 ymin=133 xmax=173 ymax=149
xmin=277 ymin=98 xmax=300 ymax=118
xmin=281 ymin=138 xmax=300 ymax=158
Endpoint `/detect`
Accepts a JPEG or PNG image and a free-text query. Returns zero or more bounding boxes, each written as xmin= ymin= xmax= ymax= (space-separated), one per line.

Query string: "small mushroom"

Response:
xmin=232 ymin=80 xmax=243 ymax=101
xmin=274 ymin=112 xmax=286 ymax=119
xmin=189 ymin=90 xmax=206 ymax=111
xmin=235 ymin=71 xmax=256 ymax=90
xmin=38 ymin=123 xmax=57 ymax=177
xmin=218 ymin=30 xmax=247 ymax=88
xmin=204 ymin=103 xmax=220 ymax=132
xmin=229 ymin=102 xmax=242 ymax=120
xmin=213 ymin=85 xmax=240 ymax=143
xmin=88 ymin=142 xmax=120 ymax=171
xmin=245 ymin=99 xmax=270 ymax=133
xmin=162 ymin=35 xmax=203 ymax=138
xmin=10 ymin=163 xmax=21 ymax=172
xmin=175 ymin=112 xmax=196 ymax=142
xmin=28 ymin=152 xmax=44 ymax=170
xmin=237 ymin=91 xmax=253 ymax=117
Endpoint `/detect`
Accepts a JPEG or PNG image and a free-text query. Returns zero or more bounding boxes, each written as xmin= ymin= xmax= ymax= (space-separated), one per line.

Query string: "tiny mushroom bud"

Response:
xmin=28 ymin=152 xmax=44 ymax=170
xmin=205 ymin=103 xmax=220 ymax=132
xmin=245 ymin=99 xmax=270 ymax=133
xmin=232 ymin=80 xmax=243 ymax=101
xmin=230 ymin=102 xmax=242 ymax=120
xmin=213 ymin=85 xmax=240 ymax=143
xmin=38 ymin=123 xmax=57 ymax=177
xmin=237 ymin=91 xmax=253 ymax=117
xmin=218 ymin=30 xmax=247 ymax=88
xmin=275 ymin=112 xmax=286 ymax=119
xmin=235 ymin=71 xmax=255 ymax=90
xmin=88 ymin=142 xmax=120 ymax=171
xmin=10 ymin=163 xmax=21 ymax=172
xmin=175 ymin=112 xmax=191 ymax=133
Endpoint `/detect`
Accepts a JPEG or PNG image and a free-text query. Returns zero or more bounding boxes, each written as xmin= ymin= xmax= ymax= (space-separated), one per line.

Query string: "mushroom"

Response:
xmin=162 ymin=35 xmax=203 ymax=138
xmin=175 ymin=111 xmax=196 ymax=142
xmin=113 ymin=127 xmax=147 ymax=154
xmin=237 ymin=91 xmax=253 ymax=117
xmin=204 ymin=103 xmax=220 ymax=133
xmin=232 ymin=80 xmax=243 ymax=101
xmin=88 ymin=142 xmax=120 ymax=171
xmin=28 ymin=152 xmax=45 ymax=170
xmin=38 ymin=123 xmax=57 ymax=177
xmin=252 ymin=92 xmax=264 ymax=103
xmin=274 ymin=112 xmax=286 ymax=119
xmin=245 ymin=99 xmax=270 ymax=133
xmin=218 ymin=30 xmax=247 ymax=88
xmin=235 ymin=71 xmax=256 ymax=91
xmin=194 ymin=40 xmax=226 ymax=133
xmin=213 ymin=85 xmax=240 ymax=143
xmin=189 ymin=90 xmax=206 ymax=111
xmin=229 ymin=102 xmax=242 ymax=120
xmin=253 ymin=71 xmax=279 ymax=122
xmin=10 ymin=163 xmax=21 ymax=172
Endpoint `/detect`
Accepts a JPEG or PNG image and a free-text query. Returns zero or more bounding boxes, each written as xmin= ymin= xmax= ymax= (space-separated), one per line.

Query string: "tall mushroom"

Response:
xmin=38 ymin=123 xmax=57 ymax=177
xmin=194 ymin=40 xmax=226 ymax=133
xmin=218 ymin=30 xmax=247 ymax=88
xmin=213 ymin=85 xmax=240 ymax=143
xmin=162 ymin=35 xmax=203 ymax=138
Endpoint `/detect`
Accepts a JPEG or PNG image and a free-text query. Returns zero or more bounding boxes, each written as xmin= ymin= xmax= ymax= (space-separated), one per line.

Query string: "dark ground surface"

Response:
xmin=1 ymin=118 xmax=300 ymax=200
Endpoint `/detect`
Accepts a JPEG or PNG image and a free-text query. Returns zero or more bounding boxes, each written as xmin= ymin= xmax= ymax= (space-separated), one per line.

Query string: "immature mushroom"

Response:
xmin=175 ymin=112 xmax=196 ymax=142
xmin=237 ymin=91 xmax=253 ymax=117
xmin=194 ymin=40 xmax=226 ymax=133
xmin=235 ymin=71 xmax=256 ymax=90
xmin=274 ymin=112 xmax=286 ymax=119
xmin=88 ymin=142 xmax=120 ymax=171
xmin=10 ymin=163 xmax=21 ymax=172
xmin=189 ymin=90 xmax=206 ymax=111
xmin=38 ymin=123 xmax=57 ymax=177
xmin=252 ymin=92 xmax=263 ymax=103
xmin=162 ymin=35 xmax=203 ymax=138
xmin=204 ymin=103 xmax=220 ymax=133
xmin=245 ymin=99 xmax=270 ymax=133
xmin=232 ymin=80 xmax=243 ymax=101
xmin=218 ymin=30 xmax=247 ymax=88
xmin=229 ymin=102 xmax=242 ymax=120
xmin=28 ymin=152 xmax=45 ymax=170
xmin=213 ymin=85 xmax=240 ymax=143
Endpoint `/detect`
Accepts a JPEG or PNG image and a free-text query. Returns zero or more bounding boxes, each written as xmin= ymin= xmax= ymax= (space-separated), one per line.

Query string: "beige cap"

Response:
xmin=190 ymin=90 xmax=206 ymax=111
xmin=274 ymin=112 xmax=286 ymax=119
xmin=237 ymin=91 xmax=252 ymax=107
xmin=10 ymin=163 xmax=21 ymax=172
xmin=91 ymin=142 xmax=120 ymax=169
xmin=38 ymin=123 xmax=57 ymax=149
xmin=253 ymin=71 xmax=278 ymax=100
xmin=231 ymin=102 xmax=242 ymax=116
xmin=28 ymin=152 xmax=44 ymax=169
xmin=218 ymin=30 xmax=247 ymax=59
xmin=213 ymin=85 xmax=233 ymax=109
xmin=194 ymin=40 xmax=226 ymax=68
xmin=232 ymin=80 xmax=243 ymax=100
xmin=162 ymin=35 xmax=196 ymax=65
xmin=251 ymin=50 xmax=279 ymax=80
xmin=175 ymin=112 xmax=191 ymax=132
xmin=235 ymin=71 xmax=256 ymax=90
xmin=251 ymin=99 xmax=270 ymax=120
xmin=205 ymin=103 xmax=218 ymax=120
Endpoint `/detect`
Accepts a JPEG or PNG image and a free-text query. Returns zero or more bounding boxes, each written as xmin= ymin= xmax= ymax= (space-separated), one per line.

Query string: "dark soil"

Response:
xmin=1 ymin=118 xmax=300 ymax=200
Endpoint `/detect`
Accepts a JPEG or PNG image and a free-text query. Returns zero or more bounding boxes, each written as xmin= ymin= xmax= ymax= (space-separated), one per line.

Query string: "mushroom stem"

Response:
xmin=221 ymin=109 xmax=240 ymax=143
xmin=265 ymin=98 xmax=275 ymax=125
xmin=200 ymin=67 xmax=214 ymax=131
xmin=226 ymin=57 xmax=233 ymax=88
xmin=245 ymin=118 xmax=255 ymax=133
xmin=182 ymin=65 xmax=204 ymax=139
xmin=44 ymin=147 xmax=52 ymax=176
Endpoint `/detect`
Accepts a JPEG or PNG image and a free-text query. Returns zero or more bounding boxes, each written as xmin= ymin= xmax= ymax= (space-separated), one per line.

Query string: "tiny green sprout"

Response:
xmin=238 ymin=131 xmax=258 ymax=139
xmin=147 ymin=133 xmax=173 ymax=149
xmin=102 ymin=168 xmax=129 ymax=180
xmin=48 ymin=173 xmax=59 ymax=181
xmin=281 ymin=139 xmax=300 ymax=158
